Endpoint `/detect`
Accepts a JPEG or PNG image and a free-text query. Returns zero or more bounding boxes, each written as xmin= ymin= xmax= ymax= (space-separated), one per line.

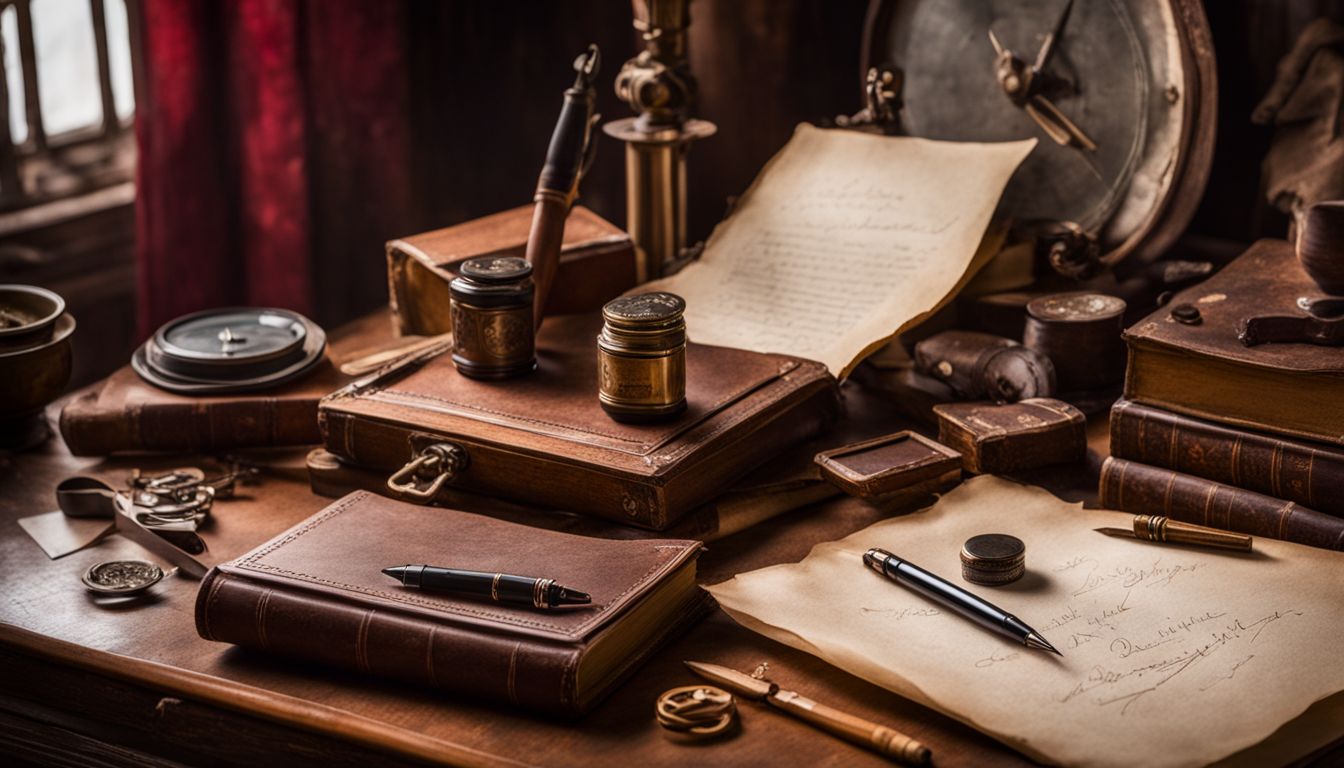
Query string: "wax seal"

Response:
xmin=959 ymin=534 xmax=1025 ymax=586
xmin=81 ymin=560 xmax=166 ymax=595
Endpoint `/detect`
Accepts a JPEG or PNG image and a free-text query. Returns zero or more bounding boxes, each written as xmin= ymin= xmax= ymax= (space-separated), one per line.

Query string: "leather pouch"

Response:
xmin=319 ymin=313 xmax=840 ymax=530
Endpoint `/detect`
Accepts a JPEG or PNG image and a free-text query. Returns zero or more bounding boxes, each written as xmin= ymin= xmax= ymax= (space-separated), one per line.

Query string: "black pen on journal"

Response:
xmin=863 ymin=548 xmax=1061 ymax=655
xmin=382 ymin=565 xmax=591 ymax=609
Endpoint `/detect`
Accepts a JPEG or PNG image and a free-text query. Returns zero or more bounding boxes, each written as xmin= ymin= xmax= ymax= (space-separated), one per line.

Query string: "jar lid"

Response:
xmin=1026 ymin=292 xmax=1125 ymax=322
xmin=603 ymin=292 xmax=685 ymax=328
xmin=460 ymin=256 xmax=532 ymax=284
xmin=959 ymin=533 xmax=1026 ymax=586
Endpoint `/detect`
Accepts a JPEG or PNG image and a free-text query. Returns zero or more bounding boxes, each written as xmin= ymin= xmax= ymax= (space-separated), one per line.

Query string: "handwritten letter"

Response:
xmin=708 ymin=476 xmax=1344 ymax=768
xmin=646 ymin=125 xmax=1033 ymax=377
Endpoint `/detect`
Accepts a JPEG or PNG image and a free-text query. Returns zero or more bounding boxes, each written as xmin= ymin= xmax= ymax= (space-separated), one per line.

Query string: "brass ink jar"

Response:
xmin=449 ymin=257 xmax=536 ymax=379
xmin=597 ymin=292 xmax=686 ymax=421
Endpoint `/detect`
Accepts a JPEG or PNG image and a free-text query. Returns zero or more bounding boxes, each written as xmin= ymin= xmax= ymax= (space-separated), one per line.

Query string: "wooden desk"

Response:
xmin=0 ymin=320 xmax=1335 ymax=767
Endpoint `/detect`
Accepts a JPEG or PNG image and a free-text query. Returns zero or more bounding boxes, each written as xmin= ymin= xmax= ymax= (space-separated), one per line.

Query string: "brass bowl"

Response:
xmin=0 ymin=284 xmax=65 ymax=352
xmin=0 ymin=311 xmax=75 ymax=424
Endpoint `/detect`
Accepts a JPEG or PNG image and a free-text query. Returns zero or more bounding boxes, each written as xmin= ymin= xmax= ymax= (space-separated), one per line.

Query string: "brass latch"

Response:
xmin=386 ymin=442 xmax=468 ymax=501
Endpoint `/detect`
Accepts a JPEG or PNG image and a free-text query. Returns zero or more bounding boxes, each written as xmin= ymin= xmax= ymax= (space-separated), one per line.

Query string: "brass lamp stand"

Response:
xmin=603 ymin=0 xmax=716 ymax=283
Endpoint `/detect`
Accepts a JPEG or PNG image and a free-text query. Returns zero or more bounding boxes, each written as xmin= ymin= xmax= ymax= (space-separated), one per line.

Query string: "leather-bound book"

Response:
xmin=1111 ymin=399 xmax=1344 ymax=518
xmin=60 ymin=361 xmax=343 ymax=456
xmin=933 ymin=398 xmax=1086 ymax=474
xmin=195 ymin=491 xmax=709 ymax=716
xmin=1123 ymin=239 xmax=1344 ymax=446
xmin=387 ymin=205 xmax=635 ymax=337
xmin=1099 ymin=457 xmax=1344 ymax=551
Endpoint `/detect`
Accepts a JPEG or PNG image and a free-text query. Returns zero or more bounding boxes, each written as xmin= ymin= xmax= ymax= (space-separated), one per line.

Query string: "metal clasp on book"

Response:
xmin=386 ymin=443 xmax=469 ymax=501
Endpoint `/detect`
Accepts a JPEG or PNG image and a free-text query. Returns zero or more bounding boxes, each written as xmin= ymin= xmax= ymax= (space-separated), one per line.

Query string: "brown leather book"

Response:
xmin=387 ymin=205 xmax=636 ymax=337
xmin=1099 ymin=457 xmax=1344 ymax=551
xmin=195 ymin=491 xmax=708 ymax=716
xmin=932 ymin=398 xmax=1086 ymax=474
xmin=59 ymin=361 xmax=343 ymax=456
xmin=320 ymin=312 xmax=839 ymax=531
xmin=1111 ymin=399 xmax=1344 ymax=518
xmin=1123 ymin=239 xmax=1344 ymax=446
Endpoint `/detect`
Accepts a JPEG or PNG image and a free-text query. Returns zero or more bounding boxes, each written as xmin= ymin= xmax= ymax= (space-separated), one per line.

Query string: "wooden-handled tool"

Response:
xmin=684 ymin=660 xmax=931 ymax=765
xmin=1095 ymin=514 xmax=1253 ymax=552
xmin=524 ymin=44 xmax=601 ymax=329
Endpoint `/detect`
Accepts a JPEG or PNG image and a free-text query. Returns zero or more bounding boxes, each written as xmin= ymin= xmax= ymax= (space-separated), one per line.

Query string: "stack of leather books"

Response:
xmin=1100 ymin=239 xmax=1344 ymax=551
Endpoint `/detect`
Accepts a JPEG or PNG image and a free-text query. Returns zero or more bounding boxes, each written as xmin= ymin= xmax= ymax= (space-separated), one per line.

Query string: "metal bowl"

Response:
xmin=0 ymin=284 xmax=66 ymax=351
xmin=0 ymin=311 xmax=74 ymax=424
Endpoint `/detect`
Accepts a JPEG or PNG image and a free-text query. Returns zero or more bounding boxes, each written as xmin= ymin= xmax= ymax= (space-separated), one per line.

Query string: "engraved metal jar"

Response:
xmin=449 ymin=257 xmax=536 ymax=379
xmin=597 ymin=292 xmax=687 ymax=421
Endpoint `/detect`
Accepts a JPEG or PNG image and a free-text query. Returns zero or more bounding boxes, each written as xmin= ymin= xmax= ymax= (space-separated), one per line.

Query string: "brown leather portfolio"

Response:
xmin=387 ymin=205 xmax=636 ymax=337
xmin=319 ymin=313 xmax=840 ymax=530
xmin=195 ymin=491 xmax=709 ymax=716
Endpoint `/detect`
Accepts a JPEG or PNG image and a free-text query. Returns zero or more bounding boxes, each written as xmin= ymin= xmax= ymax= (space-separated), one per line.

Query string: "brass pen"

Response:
xmin=524 ymin=44 xmax=601 ymax=329
xmin=685 ymin=661 xmax=931 ymax=765
xmin=1095 ymin=514 xmax=1253 ymax=552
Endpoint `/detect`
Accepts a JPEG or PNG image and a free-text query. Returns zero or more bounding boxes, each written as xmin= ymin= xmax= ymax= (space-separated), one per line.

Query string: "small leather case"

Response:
xmin=933 ymin=398 xmax=1086 ymax=474
xmin=387 ymin=205 xmax=636 ymax=336
xmin=319 ymin=312 xmax=839 ymax=531
xmin=814 ymin=431 xmax=961 ymax=499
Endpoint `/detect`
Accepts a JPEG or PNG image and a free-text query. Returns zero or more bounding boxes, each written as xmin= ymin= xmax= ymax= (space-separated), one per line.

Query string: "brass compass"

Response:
xmin=862 ymin=0 xmax=1216 ymax=276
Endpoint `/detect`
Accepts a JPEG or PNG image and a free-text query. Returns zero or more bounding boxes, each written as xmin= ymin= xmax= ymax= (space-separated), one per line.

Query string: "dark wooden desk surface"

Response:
xmin=0 ymin=316 xmax=1335 ymax=768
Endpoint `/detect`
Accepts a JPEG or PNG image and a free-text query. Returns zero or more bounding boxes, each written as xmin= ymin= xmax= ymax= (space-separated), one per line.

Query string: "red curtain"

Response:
xmin=134 ymin=0 xmax=414 ymax=336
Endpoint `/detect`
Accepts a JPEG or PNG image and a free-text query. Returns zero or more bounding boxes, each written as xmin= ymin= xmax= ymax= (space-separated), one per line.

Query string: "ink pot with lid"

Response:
xmin=449 ymin=257 xmax=536 ymax=380
xmin=597 ymin=292 xmax=687 ymax=422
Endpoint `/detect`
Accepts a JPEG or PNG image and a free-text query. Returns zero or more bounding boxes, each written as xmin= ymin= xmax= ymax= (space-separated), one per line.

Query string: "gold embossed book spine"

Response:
xmin=1098 ymin=457 xmax=1344 ymax=550
xmin=1110 ymin=399 xmax=1344 ymax=518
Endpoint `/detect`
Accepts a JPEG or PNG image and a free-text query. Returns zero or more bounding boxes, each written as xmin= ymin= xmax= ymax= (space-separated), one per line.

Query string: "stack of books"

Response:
xmin=1100 ymin=239 xmax=1344 ymax=550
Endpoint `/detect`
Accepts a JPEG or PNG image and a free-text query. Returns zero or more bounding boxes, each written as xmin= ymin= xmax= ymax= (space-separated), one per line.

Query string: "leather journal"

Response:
xmin=319 ymin=313 xmax=839 ymax=530
xmin=195 ymin=490 xmax=709 ymax=716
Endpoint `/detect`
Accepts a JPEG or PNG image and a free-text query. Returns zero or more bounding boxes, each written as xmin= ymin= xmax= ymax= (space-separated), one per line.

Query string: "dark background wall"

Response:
xmin=9 ymin=0 xmax=1344 ymax=387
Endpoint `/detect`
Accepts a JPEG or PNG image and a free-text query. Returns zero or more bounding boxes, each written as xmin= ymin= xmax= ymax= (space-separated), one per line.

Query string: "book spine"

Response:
xmin=195 ymin=569 xmax=580 ymax=715
xmin=1110 ymin=399 xmax=1344 ymax=518
xmin=61 ymin=396 xmax=321 ymax=455
xmin=1098 ymin=457 xmax=1344 ymax=551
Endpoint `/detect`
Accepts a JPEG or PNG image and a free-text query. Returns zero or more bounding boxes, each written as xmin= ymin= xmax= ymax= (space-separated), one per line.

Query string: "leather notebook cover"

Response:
xmin=1122 ymin=239 xmax=1344 ymax=445
xmin=195 ymin=490 xmax=708 ymax=716
xmin=320 ymin=312 xmax=839 ymax=530
xmin=60 ymin=360 xmax=344 ymax=456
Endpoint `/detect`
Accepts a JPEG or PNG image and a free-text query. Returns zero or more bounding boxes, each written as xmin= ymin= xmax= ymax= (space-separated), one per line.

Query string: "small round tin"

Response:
xmin=82 ymin=560 xmax=166 ymax=595
xmin=960 ymin=534 xmax=1026 ymax=586
xmin=449 ymin=257 xmax=536 ymax=379
xmin=597 ymin=292 xmax=687 ymax=422
xmin=132 ymin=307 xmax=326 ymax=394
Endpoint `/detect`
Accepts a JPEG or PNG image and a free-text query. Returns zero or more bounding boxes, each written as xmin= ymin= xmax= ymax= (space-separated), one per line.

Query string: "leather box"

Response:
xmin=319 ymin=313 xmax=839 ymax=530
xmin=387 ymin=205 xmax=636 ymax=336
xmin=933 ymin=397 xmax=1085 ymax=474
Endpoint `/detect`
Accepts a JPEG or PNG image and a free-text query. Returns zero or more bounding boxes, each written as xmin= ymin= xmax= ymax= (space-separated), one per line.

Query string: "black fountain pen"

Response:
xmin=863 ymin=548 xmax=1061 ymax=655
xmin=382 ymin=565 xmax=591 ymax=609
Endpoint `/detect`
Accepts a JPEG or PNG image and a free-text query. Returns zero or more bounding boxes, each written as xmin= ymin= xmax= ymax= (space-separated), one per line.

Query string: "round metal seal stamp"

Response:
xmin=82 ymin=560 xmax=167 ymax=596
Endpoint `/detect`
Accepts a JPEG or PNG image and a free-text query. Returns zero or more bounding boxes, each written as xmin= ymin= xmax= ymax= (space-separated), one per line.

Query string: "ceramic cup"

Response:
xmin=1298 ymin=201 xmax=1344 ymax=295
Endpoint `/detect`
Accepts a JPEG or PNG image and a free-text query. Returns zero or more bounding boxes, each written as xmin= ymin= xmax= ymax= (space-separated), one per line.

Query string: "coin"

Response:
xmin=81 ymin=560 xmax=166 ymax=595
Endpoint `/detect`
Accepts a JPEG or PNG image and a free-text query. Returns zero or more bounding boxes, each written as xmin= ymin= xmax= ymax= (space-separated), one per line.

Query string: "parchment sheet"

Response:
xmin=707 ymin=476 xmax=1344 ymax=768
xmin=646 ymin=124 xmax=1034 ymax=377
